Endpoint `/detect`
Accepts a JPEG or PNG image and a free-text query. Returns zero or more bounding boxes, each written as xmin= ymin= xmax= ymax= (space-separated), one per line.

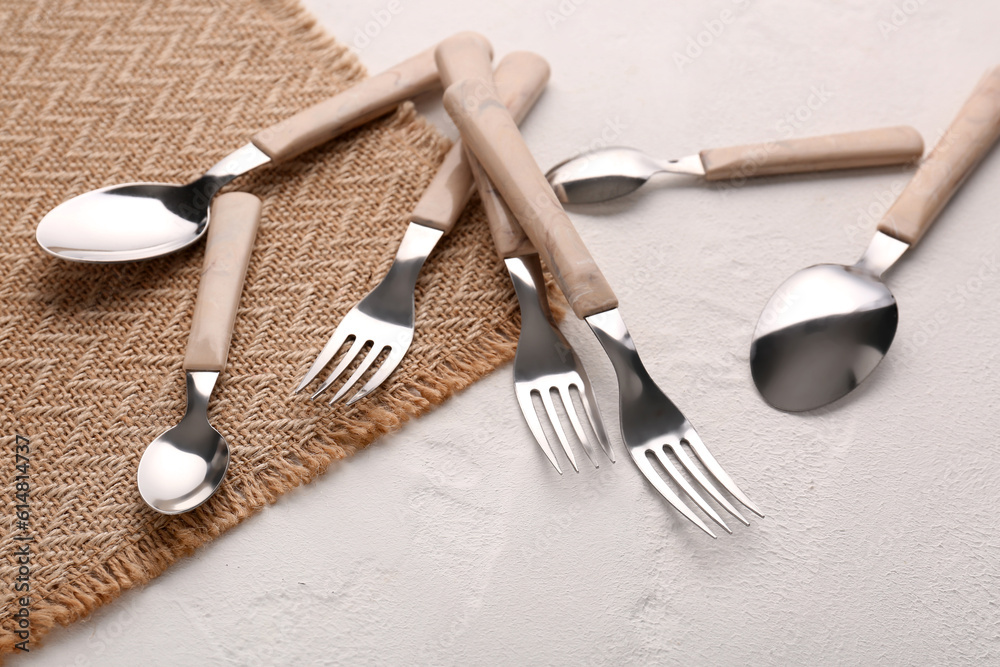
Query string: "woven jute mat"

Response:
xmin=0 ymin=0 xmax=529 ymax=656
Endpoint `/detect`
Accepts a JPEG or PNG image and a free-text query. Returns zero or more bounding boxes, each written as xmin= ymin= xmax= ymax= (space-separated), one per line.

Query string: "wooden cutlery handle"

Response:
xmin=699 ymin=126 xmax=925 ymax=181
xmin=442 ymin=77 xmax=618 ymax=318
xmin=184 ymin=193 xmax=262 ymax=372
xmin=878 ymin=66 xmax=1000 ymax=246
xmin=465 ymin=54 xmax=551 ymax=259
xmin=411 ymin=49 xmax=550 ymax=234
xmin=251 ymin=43 xmax=446 ymax=162
xmin=433 ymin=36 xmax=552 ymax=256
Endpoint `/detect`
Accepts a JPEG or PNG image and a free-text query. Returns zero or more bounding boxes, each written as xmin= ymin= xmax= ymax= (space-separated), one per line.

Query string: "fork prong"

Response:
xmin=540 ymin=389 xmax=580 ymax=473
xmin=329 ymin=343 xmax=386 ymax=404
xmin=630 ymin=451 xmax=717 ymax=539
xmin=515 ymin=388 xmax=562 ymax=474
xmin=672 ymin=444 xmax=748 ymax=526
xmin=345 ymin=347 xmax=407 ymax=406
xmin=575 ymin=379 xmax=614 ymax=463
xmin=296 ymin=324 xmax=353 ymax=394
xmin=652 ymin=447 xmax=731 ymax=534
xmin=685 ymin=430 xmax=764 ymax=517
xmin=559 ymin=385 xmax=600 ymax=468
xmin=311 ymin=335 xmax=366 ymax=399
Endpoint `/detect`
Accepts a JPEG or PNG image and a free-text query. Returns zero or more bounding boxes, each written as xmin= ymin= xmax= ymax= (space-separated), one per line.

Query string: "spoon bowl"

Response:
xmin=137 ymin=371 xmax=230 ymax=514
xmin=36 ymin=179 xmax=222 ymax=262
xmin=750 ymin=263 xmax=899 ymax=412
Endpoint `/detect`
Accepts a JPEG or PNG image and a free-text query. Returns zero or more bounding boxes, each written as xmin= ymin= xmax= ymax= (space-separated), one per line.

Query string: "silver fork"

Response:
xmin=296 ymin=47 xmax=553 ymax=404
xmin=467 ymin=147 xmax=614 ymax=473
xmin=440 ymin=40 xmax=763 ymax=537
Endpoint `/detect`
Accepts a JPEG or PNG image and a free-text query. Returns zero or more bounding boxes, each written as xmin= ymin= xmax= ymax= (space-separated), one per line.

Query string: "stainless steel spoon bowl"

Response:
xmin=36 ymin=145 xmax=267 ymax=262
xmin=137 ymin=371 xmax=230 ymax=514
xmin=750 ymin=234 xmax=904 ymax=412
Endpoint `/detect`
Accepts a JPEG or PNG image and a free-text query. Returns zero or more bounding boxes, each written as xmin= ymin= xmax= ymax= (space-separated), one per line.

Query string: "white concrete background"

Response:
xmin=17 ymin=1 xmax=1000 ymax=664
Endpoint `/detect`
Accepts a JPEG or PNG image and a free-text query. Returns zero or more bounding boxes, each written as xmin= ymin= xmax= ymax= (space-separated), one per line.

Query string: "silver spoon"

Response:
xmin=137 ymin=192 xmax=261 ymax=514
xmin=751 ymin=66 xmax=1000 ymax=412
xmin=35 ymin=43 xmax=443 ymax=263
xmin=544 ymin=126 xmax=924 ymax=204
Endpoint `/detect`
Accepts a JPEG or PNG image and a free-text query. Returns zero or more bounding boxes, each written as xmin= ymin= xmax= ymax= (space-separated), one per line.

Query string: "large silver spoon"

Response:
xmin=137 ymin=192 xmax=261 ymax=514
xmin=35 ymin=42 xmax=447 ymax=262
xmin=544 ymin=127 xmax=924 ymax=204
xmin=751 ymin=66 xmax=1000 ymax=412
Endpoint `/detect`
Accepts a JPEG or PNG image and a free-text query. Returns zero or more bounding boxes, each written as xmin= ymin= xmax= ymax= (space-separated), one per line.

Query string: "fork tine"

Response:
xmin=345 ymin=347 xmax=407 ymax=405
xmin=540 ymin=389 xmax=580 ymax=473
xmin=311 ymin=336 xmax=366 ymax=399
xmin=575 ymin=379 xmax=614 ymax=463
xmin=515 ymin=388 xmax=562 ymax=474
xmin=651 ymin=447 xmax=731 ymax=534
xmin=559 ymin=385 xmax=600 ymax=467
xmin=685 ymin=431 xmax=764 ymax=517
xmin=296 ymin=324 xmax=353 ymax=393
xmin=630 ymin=451 xmax=717 ymax=539
xmin=672 ymin=445 xmax=749 ymax=526
xmin=329 ymin=344 xmax=386 ymax=404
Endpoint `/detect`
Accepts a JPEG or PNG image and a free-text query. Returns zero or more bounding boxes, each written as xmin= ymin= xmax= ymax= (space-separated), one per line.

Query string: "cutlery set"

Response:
xmin=34 ymin=29 xmax=1000 ymax=536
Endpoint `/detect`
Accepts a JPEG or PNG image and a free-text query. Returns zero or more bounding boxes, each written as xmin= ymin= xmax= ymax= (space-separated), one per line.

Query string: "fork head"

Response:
xmin=506 ymin=255 xmax=614 ymax=474
xmin=586 ymin=308 xmax=762 ymax=538
xmin=295 ymin=222 xmax=443 ymax=404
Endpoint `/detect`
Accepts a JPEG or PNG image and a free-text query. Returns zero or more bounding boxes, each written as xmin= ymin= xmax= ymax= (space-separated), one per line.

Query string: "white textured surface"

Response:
xmin=19 ymin=1 xmax=1000 ymax=664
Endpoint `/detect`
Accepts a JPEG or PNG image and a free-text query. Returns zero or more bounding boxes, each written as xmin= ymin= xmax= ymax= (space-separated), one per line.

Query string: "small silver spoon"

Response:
xmin=137 ymin=192 xmax=261 ymax=514
xmin=35 ymin=45 xmax=441 ymax=263
xmin=544 ymin=126 xmax=924 ymax=204
xmin=752 ymin=67 xmax=1000 ymax=412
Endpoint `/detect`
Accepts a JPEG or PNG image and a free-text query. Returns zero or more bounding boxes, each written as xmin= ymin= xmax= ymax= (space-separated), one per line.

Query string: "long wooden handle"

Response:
xmin=878 ymin=67 xmax=1000 ymax=246
xmin=250 ymin=41 xmax=456 ymax=162
xmin=464 ymin=55 xmax=551 ymax=259
xmin=184 ymin=193 xmax=262 ymax=372
xmin=441 ymin=72 xmax=617 ymax=316
xmin=411 ymin=49 xmax=551 ymax=233
xmin=433 ymin=36 xmax=550 ymax=255
xmin=699 ymin=126 xmax=925 ymax=181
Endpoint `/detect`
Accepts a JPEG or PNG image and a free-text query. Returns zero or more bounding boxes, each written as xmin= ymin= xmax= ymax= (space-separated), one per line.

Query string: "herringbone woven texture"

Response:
xmin=0 ymin=0 xmax=524 ymax=655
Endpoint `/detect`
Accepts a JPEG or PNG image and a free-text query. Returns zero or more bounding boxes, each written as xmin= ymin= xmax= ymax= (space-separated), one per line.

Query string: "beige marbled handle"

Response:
xmin=250 ymin=44 xmax=446 ymax=162
xmin=184 ymin=193 xmax=262 ymax=372
xmin=878 ymin=67 xmax=1000 ymax=246
xmin=699 ymin=126 xmax=925 ymax=181
xmin=443 ymin=80 xmax=618 ymax=318
xmin=411 ymin=51 xmax=552 ymax=233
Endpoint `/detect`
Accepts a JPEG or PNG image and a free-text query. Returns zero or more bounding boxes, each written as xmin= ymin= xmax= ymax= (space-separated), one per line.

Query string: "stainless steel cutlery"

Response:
xmin=137 ymin=192 xmax=261 ymax=514
xmin=752 ymin=66 xmax=1000 ymax=412
xmin=296 ymin=40 xmax=551 ymax=404
xmin=39 ymin=21 xmax=1000 ymax=537
xmin=438 ymin=36 xmax=761 ymax=536
xmin=545 ymin=127 xmax=924 ymax=204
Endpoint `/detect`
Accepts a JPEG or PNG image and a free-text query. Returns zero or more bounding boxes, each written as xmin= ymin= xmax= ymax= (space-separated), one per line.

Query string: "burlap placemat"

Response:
xmin=0 ymin=0 xmax=527 ymax=656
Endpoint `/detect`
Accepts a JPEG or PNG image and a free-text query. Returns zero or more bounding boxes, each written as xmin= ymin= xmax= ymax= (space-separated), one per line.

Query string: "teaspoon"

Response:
xmin=545 ymin=126 xmax=924 ymax=204
xmin=137 ymin=192 xmax=261 ymax=514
